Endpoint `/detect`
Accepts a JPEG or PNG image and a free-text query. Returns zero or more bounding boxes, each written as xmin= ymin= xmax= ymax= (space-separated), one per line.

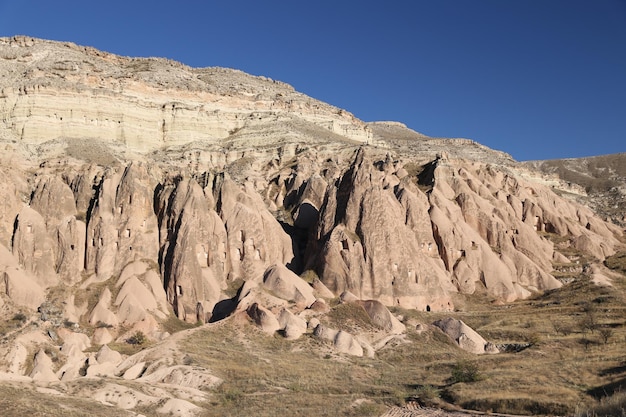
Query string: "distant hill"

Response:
xmin=524 ymin=153 xmax=626 ymax=226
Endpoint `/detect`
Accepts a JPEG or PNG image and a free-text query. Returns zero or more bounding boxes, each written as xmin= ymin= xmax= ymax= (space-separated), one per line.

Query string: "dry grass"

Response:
xmin=0 ymin=384 xmax=135 ymax=417
xmin=2 ymin=261 xmax=624 ymax=416
xmin=182 ymin=318 xmax=406 ymax=416
xmin=606 ymin=251 xmax=626 ymax=275
xmin=579 ymin=390 xmax=626 ymax=417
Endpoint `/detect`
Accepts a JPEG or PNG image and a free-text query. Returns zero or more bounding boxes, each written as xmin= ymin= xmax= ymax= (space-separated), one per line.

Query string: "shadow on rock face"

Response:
xmin=210 ymin=298 xmax=238 ymax=323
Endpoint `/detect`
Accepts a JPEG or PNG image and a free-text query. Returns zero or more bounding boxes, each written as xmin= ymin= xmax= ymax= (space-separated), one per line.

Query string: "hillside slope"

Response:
xmin=0 ymin=36 xmax=624 ymax=417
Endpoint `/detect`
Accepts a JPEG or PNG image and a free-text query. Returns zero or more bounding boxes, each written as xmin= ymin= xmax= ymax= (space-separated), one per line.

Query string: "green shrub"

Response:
xmin=450 ymin=360 xmax=482 ymax=383
xmin=126 ymin=331 xmax=147 ymax=345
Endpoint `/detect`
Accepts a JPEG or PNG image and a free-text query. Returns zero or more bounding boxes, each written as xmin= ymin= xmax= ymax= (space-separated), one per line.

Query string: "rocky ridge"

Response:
xmin=0 ymin=36 xmax=623 ymax=416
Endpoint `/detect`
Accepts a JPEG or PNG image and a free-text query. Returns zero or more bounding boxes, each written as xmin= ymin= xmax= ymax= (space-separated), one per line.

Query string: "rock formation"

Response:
xmin=0 ymin=36 xmax=623 ymax=416
xmin=433 ymin=317 xmax=498 ymax=354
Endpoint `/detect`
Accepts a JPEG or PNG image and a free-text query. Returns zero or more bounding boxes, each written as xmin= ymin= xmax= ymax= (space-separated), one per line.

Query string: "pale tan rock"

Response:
xmin=156 ymin=178 xmax=228 ymax=321
xmin=0 ymin=38 xmax=373 ymax=153
xmin=88 ymin=287 xmax=119 ymax=327
xmin=358 ymin=300 xmax=406 ymax=334
xmin=11 ymin=206 xmax=58 ymax=288
xmin=123 ymin=361 xmax=147 ymax=380
xmin=356 ymin=336 xmax=376 ymax=358
xmin=432 ymin=317 xmax=497 ymax=354
xmin=5 ymin=342 xmax=29 ymax=375
xmin=30 ymin=175 xmax=77 ymax=228
xmin=235 ymin=279 xmax=289 ymax=314
xmin=0 ymin=166 xmax=27 ymax=248
xmin=157 ymin=398 xmax=201 ymax=417
xmin=138 ymin=365 xmax=222 ymax=389
xmin=95 ymin=344 xmax=122 ymax=365
xmin=57 ymin=328 xmax=91 ymax=357
xmin=311 ymin=278 xmax=335 ymax=298
xmin=30 ymin=349 xmax=59 ymax=381
xmin=85 ymin=361 xmax=118 ymax=378
xmin=308 ymin=317 xmax=321 ymax=330
xmin=309 ymin=298 xmax=331 ymax=313
xmin=92 ymin=383 xmax=158 ymax=410
xmin=0 ymin=371 xmax=31 ymax=382
xmin=27 ymin=175 xmax=85 ymax=284
xmin=57 ymin=358 xmax=85 ymax=381
xmin=54 ymin=216 xmax=86 ymax=284
xmin=262 ymin=263 xmax=316 ymax=308
xmin=0 ymin=37 xmax=622 ymax=350
xmin=427 ymin=159 xmax=564 ymax=302
xmin=277 ymin=308 xmax=307 ymax=340
xmin=117 ymin=261 xmax=150 ymax=286
xmin=313 ymin=324 xmax=363 ymax=356
xmin=589 ymin=264 xmax=614 ymax=287
xmin=85 ymin=163 xmax=160 ymax=281
xmin=246 ymin=303 xmax=280 ymax=334
xmin=116 ymin=276 xmax=159 ymax=315
xmin=333 ymin=331 xmax=364 ymax=357
xmin=315 ymin=149 xmax=453 ymax=310
xmin=1 ymin=265 xmax=46 ymax=310
xmin=63 ymin=294 xmax=84 ymax=324
xmin=217 ymin=177 xmax=295 ymax=282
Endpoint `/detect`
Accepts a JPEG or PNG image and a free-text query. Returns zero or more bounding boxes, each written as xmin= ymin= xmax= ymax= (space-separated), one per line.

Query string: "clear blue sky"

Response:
xmin=1 ymin=0 xmax=625 ymax=161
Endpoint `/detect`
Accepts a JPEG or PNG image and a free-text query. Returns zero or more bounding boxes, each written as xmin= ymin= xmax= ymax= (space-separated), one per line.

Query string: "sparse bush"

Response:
xmin=126 ymin=331 xmax=147 ymax=345
xmin=553 ymin=321 xmax=573 ymax=336
xmin=12 ymin=313 xmax=27 ymax=323
xmin=578 ymin=306 xmax=599 ymax=334
xmin=413 ymin=384 xmax=441 ymax=405
xmin=599 ymin=328 xmax=613 ymax=344
xmin=217 ymin=384 xmax=243 ymax=406
xmin=450 ymin=360 xmax=482 ymax=383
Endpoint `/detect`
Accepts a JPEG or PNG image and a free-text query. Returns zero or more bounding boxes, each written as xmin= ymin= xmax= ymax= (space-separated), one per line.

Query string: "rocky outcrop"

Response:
xmin=433 ymin=317 xmax=498 ymax=354
xmin=313 ymin=324 xmax=364 ymax=357
xmin=262 ymin=263 xmax=316 ymax=308
xmin=358 ymin=300 xmax=406 ymax=334
xmin=85 ymin=163 xmax=160 ymax=281
xmin=156 ymin=177 xmax=229 ymax=322
xmin=312 ymin=149 xmax=454 ymax=310
xmin=247 ymin=303 xmax=280 ymax=334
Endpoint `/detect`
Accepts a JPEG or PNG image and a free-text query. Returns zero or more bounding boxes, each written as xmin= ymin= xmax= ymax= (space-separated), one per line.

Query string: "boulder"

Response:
xmin=313 ymin=324 xmax=363 ymax=357
xmin=358 ymin=300 xmax=406 ymax=334
xmin=95 ymin=344 xmax=122 ymax=365
xmin=262 ymin=263 xmax=316 ymax=308
xmin=247 ymin=303 xmax=280 ymax=334
xmin=432 ymin=317 xmax=497 ymax=354
xmin=277 ymin=308 xmax=307 ymax=340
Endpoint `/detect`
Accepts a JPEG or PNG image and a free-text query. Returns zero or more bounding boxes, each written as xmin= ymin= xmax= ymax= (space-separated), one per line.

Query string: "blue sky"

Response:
xmin=1 ymin=0 xmax=624 ymax=161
